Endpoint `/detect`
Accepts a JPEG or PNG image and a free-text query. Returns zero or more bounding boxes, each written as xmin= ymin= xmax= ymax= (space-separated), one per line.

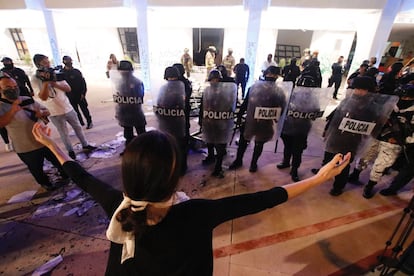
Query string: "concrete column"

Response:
xmin=25 ymin=0 xmax=60 ymax=66
xmin=244 ymin=0 xmax=270 ymax=87
xmin=369 ymin=0 xmax=403 ymax=66
xmin=350 ymin=0 xmax=402 ymax=72
xmin=132 ymin=0 xmax=151 ymax=90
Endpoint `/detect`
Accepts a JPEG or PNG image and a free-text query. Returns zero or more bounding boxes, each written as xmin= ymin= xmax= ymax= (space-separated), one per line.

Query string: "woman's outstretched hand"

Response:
xmin=32 ymin=122 xmax=72 ymax=163
xmin=283 ymin=152 xmax=351 ymax=199
xmin=316 ymin=152 xmax=351 ymax=182
xmin=32 ymin=122 xmax=54 ymax=147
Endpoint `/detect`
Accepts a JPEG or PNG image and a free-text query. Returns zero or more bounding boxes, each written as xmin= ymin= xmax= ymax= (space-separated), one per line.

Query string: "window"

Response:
xmin=275 ymin=44 xmax=301 ymax=63
xmin=118 ymin=28 xmax=140 ymax=63
xmin=9 ymin=28 xmax=30 ymax=60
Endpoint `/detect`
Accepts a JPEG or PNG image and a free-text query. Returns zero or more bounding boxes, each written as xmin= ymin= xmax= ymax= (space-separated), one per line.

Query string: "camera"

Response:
xmin=36 ymin=67 xmax=65 ymax=82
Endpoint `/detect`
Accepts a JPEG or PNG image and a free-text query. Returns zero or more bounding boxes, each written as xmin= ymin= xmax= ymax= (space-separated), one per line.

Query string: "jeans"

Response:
xmin=49 ymin=110 xmax=89 ymax=152
xmin=17 ymin=147 xmax=66 ymax=186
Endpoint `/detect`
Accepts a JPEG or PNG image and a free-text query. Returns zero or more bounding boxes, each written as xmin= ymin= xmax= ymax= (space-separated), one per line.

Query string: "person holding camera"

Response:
xmin=32 ymin=54 xmax=96 ymax=160
xmin=0 ymin=72 xmax=67 ymax=191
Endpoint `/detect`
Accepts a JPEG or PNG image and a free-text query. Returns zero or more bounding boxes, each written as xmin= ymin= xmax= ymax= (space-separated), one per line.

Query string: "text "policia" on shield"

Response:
xmin=254 ymin=107 xmax=282 ymax=120
xmin=338 ymin=118 xmax=376 ymax=135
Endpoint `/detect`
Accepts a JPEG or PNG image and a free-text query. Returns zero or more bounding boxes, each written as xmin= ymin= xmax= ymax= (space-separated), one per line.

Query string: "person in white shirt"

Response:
xmin=261 ymin=54 xmax=278 ymax=75
xmin=32 ymin=54 xmax=96 ymax=159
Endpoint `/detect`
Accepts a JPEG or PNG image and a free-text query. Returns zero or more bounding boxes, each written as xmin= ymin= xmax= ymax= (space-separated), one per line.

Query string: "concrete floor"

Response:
xmin=1 ymin=72 xmax=413 ymax=276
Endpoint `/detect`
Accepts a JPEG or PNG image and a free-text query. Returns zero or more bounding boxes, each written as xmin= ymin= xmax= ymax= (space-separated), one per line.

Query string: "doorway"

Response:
xmin=192 ymin=28 xmax=224 ymax=66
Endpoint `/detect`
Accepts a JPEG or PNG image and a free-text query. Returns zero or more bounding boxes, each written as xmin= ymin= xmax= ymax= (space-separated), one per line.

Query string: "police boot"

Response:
xmin=212 ymin=157 xmax=224 ymax=179
xmin=363 ymin=180 xmax=377 ymax=199
xmin=290 ymin=167 xmax=300 ymax=182
xmin=348 ymin=168 xmax=361 ymax=184
xmin=202 ymin=144 xmax=215 ymax=165
xmin=229 ymin=141 xmax=248 ymax=170
xmin=249 ymin=143 xmax=263 ymax=173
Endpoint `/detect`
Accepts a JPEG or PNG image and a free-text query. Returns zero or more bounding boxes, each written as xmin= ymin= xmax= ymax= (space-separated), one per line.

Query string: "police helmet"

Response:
xmin=352 ymin=76 xmax=375 ymax=91
xmin=172 ymin=63 xmax=185 ymax=76
xmin=216 ymin=65 xmax=228 ymax=77
xmin=164 ymin=66 xmax=180 ymax=80
xmin=207 ymin=69 xmax=222 ymax=81
xmin=264 ymin=66 xmax=281 ymax=76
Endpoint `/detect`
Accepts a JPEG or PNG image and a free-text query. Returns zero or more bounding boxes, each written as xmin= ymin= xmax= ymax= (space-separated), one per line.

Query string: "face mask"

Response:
xmin=4 ymin=64 xmax=13 ymax=70
xmin=397 ymin=99 xmax=414 ymax=110
xmin=2 ymin=88 xmax=20 ymax=100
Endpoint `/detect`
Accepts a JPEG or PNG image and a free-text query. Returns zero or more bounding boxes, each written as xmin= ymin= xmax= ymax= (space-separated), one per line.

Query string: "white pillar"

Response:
xmin=244 ymin=0 xmax=270 ymax=87
xmin=25 ymin=0 xmax=60 ymax=66
xmin=350 ymin=0 xmax=403 ymax=73
xmin=369 ymin=0 xmax=403 ymax=66
xmin=133 ymin=0 xmax=151 ymax=90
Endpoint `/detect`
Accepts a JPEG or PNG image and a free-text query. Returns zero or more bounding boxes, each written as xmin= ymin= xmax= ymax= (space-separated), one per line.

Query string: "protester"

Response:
xmin=32 ymin=121 xmax=350 ymax=275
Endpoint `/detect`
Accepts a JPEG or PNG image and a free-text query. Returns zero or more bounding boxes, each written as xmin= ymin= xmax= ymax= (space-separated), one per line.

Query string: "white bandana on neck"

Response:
xmin=106 ymin=191 xmax=190 ymax=263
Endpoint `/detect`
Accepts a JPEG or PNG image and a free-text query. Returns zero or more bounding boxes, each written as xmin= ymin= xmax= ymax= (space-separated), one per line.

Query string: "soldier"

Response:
xmin=353 ymin=84 xmax=414 ymax=198
xmin=312 ymin=76 xmax=399 ymax=196
xmin=200 ymin=69 xmax=237 ymax=178
xmin=110 ymin=60 xmax=146 ymax=152
xmin=205 ymin=46 xmax=216 ymax=80
xmin=222 ymin=48 xmax=235 ymax=77
xmin=229 ymin=66 xmax=287 ymax=172
xmin=180 ymin=48 xmax=193 ymax=78
xmin=154 ymin=66 xmax=187 ymax=174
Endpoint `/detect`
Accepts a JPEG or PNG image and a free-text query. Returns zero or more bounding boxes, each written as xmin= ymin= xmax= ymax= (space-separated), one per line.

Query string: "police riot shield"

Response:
xmin=201 ymin=82 xmax=237 ymax=144
xmin=325 ymin=91 xmax=399 ymax=158
xmin=153 ymin=81 xmax=186 ymax=140
xmin=282 ymin=87 xmax=332 ymax=136
xmin=110 ymin=70 xmax=146 ymax=127
xmin=244 ymin=80 xmax=288 ymax=142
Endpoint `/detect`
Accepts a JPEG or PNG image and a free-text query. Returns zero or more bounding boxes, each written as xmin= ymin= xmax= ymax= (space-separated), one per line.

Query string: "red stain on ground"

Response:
xmin=213 ymin=202 xmax=405 ymax=258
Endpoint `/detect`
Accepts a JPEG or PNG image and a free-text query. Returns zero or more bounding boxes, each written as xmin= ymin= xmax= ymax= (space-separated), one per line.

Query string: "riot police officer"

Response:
xmin=111 ymin=60 xmax=146 ymax=152
xmin=200 ymin=69 xmax=237 ymax=178
xmin=229 ymin=66 xmax=287 ymax=172
xmin=154 ymin=66 xmax=188 ymax=174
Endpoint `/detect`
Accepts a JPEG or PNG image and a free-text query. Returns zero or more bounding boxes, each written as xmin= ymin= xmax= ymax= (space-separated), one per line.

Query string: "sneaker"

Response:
xmin=83 ymin=145 xmax=97 ymax=151
xmin=379 ymin=188 xmax=397 ymax=196
xmin=86 ymin=122 xmax=94 ymax=129
xmin=228 ymin=160 xmax=242 ymax=170
xmin=5 ymin=143 xmax=13 ymax=152
xmin=68 ymin=151 xmax=76 ymax=159
xmin=329 ymin=188 xmax=343 ymax=196
xmin=276 ymin=162 xmax=290 ymax=169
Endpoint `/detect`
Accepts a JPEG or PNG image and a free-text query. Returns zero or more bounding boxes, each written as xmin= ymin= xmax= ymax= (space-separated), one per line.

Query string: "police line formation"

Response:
xmin=1 ymin=56 xmax=414 ymax=200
